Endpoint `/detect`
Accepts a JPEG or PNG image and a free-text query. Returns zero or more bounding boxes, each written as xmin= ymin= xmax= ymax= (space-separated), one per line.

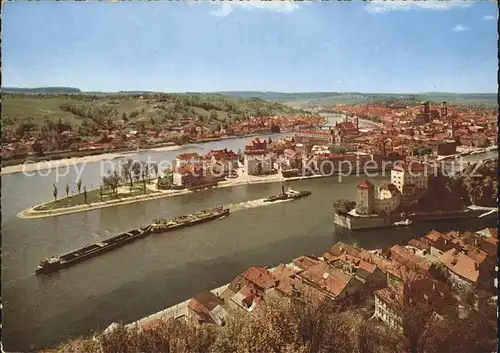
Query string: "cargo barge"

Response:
xmin=150 ymin=206 xmax=230 ymax=234
xmin=263 ymin=185 xmax=311 ymax=203
xmin=36 ymin=206 xmax=229 ymax=275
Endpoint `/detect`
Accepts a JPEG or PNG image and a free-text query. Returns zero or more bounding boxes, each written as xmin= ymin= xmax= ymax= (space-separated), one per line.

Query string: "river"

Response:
xmin=2 ymin=115 xmax=497 ymax=351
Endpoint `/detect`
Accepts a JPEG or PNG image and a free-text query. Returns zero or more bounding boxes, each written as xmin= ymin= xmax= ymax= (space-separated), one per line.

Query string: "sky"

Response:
xmin=2 ymin=1 xmax=498 ymax=93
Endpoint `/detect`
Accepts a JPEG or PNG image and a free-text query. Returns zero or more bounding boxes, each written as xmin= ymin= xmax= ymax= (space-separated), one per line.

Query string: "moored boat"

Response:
xmin=393 ymin=219 xmax=412 ymax=227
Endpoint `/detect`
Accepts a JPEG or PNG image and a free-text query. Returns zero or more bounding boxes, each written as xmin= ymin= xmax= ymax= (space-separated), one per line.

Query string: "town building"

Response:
xmin=205 ymin=148 xmax=239 ymax=176
xmin=438 ymin=248 xmax=490 ymax=289
xmin=332 ymin=119 xmax=359 ymax=145
xmin=295 ymin=261 xmax=364 ymax=301
xmin=374 ymin=277 xmax=456 ymax=333
xmin=244 ymin=138 xmax=273 ymax=175
xmin=172 ymin=163 xmax=206 ymax=187
xmin=293 ymin=129 xmax=333 ymax=145
xmin=355 ymin=179 xmax=402 ymax=215
xmin=187 ymin=291 xmax=228 ymax=326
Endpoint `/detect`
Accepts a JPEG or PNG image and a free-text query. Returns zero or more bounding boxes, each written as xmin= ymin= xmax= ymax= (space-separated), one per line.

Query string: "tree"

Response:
xmin=121 ymin=159 xmax=134 ymax=187
xmin=333 ymin=199 xmax=356 ymax=214
xmin=76 ymin=179 xmax=83 ymax=194
xmin=99 ymin=185 xmax=104 ymax=201
xmin=102 ymin=170 xmax=121 ymax=196
xmin=131 ymin=161 xmax=142 ymax=183
xmin=209 ymin=110 xmax=218 ymax=121
xmin=32 ymin=141 xmax=45 ymax=156
xmin=151 ymin=162 xmax=159 ymax=178
xmin=65 ymin=184 xmax=70 ymax=198
xmin=83 ymin=186 xmax=88 ymax=204
xmin=140 ymin=161 xmax=149 ymax=194
xmin=52 ymin=184 xmax=58 ymax=202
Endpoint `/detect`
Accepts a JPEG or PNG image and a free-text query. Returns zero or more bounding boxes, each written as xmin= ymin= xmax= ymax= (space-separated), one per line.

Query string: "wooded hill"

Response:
xmin=2 ymin=93 xmax=307 ymax=135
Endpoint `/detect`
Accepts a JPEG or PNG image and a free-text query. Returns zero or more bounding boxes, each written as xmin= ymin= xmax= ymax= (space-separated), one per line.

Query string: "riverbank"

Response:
xmin=16 ymin=164 xmax=383 ymax=219
xmin=1 ymin=145 xmax=184 ymax=175
xmin=334 ymin=207 xmax=487 ymax=231
xmin=1 ymin=132 xmax=298 ymax=176
xmin=17 ymin=169 xmax=311 ymax=219
xmin=436 ymin=145 xmax=498 ymax=161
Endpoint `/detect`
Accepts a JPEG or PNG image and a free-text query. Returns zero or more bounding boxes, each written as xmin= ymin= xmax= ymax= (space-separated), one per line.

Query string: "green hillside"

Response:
xmin=213 ymin=91 xmax=497 ymax=108
xmin=2 ymin=93 xmax=306 ymax=134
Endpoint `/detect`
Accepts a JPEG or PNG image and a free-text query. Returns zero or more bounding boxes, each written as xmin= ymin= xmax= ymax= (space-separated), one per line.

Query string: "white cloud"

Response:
xmin=365 ymin=0 xmax=472 ymax=14
xmin=210 ymin=1 xmax=301 ymax=17
xmin=453 ymin=24 xmax=468 ymax=31
xmin=483 ymin=14 xmax=497 ymax=20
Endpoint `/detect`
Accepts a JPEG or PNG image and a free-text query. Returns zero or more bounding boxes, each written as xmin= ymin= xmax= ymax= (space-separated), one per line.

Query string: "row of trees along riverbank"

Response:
xmin=36 ymin=159 xmax=174 ymax=211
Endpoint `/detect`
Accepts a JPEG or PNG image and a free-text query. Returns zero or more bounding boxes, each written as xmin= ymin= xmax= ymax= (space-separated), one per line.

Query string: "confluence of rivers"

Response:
xmin=2 ymin=115 xmax=497 ymax=351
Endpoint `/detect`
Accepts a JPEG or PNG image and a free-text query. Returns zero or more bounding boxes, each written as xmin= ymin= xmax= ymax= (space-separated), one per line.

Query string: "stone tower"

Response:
xmin=440 ymin=101 xmax=448 ymax=119
xmin=356 ymin=180 xmax=374 ymax=215
xmin=446 ymin=124 xmax=455 ymax=139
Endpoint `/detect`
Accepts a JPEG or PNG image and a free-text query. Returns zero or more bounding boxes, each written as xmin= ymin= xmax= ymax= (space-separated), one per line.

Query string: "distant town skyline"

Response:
xmin=3 ymin=1 xmax=498 ymax=93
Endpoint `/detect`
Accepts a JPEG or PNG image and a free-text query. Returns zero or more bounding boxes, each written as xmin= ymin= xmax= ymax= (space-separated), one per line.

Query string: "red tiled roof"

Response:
xmin=189 ymin=291 xmax=224 ymax=313
xmin=357 ymin=179 xmax=374 ymax=189
xmin=293 ymin=255 xmax=323 ymax=270
xmin=408 ymin=239 xmax=430 ymax=251
xmin=392 ymin=161 xmax=426 ymax=173
xmin=440 ymin=249 xmax=479 ymax=283
xmin=177 ymin=152 xmax=201 ymax=160
xmin=465 ymin=247 xmax=488 ymax=264
xmin=389 ymin=245 xmax=432 ymax=272
xmin=295 ymin=129 xmax=332 ymax=136
xmin=174 ymin=163 xmax=204 ymax=174
xmin=358 ymin=259 xmax=377 ymax=274
xmin=241 ymin=266 xmax=275 ymax=290
xmin=298 ymin=262 xmax=351 ymax=297
xmin=335 ymin=121 xmax=358 ymax=132
xmin=424 ymin=230 xmax=445 ymax=243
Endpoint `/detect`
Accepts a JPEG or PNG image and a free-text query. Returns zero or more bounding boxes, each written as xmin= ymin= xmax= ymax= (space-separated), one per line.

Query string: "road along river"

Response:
xmin=2 ymin=116 xmax=497 ymax=351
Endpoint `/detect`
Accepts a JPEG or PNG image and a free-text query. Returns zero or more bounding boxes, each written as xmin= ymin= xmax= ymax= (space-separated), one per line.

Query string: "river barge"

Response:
xmin=263 ymin=185 xmax=312 ymax=203
xmin=35 ymin=206 xmax=230 ymax=275
xmin=150 ymin=206 xmax=230 ymax=234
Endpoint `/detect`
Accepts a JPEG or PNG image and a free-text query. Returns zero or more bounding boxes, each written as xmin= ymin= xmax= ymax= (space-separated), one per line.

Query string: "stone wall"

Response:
xmin=334 ymin=212 xmax=390 ymax=230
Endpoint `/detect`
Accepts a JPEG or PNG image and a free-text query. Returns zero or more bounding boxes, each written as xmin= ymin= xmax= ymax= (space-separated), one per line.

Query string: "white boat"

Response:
xmin=393 ymin=219 xmax=412 ymax=226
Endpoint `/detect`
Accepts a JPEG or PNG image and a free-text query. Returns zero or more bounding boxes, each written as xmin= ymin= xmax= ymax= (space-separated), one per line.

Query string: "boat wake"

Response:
xmin=228 ymin=198 xmax=293 ymax=213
